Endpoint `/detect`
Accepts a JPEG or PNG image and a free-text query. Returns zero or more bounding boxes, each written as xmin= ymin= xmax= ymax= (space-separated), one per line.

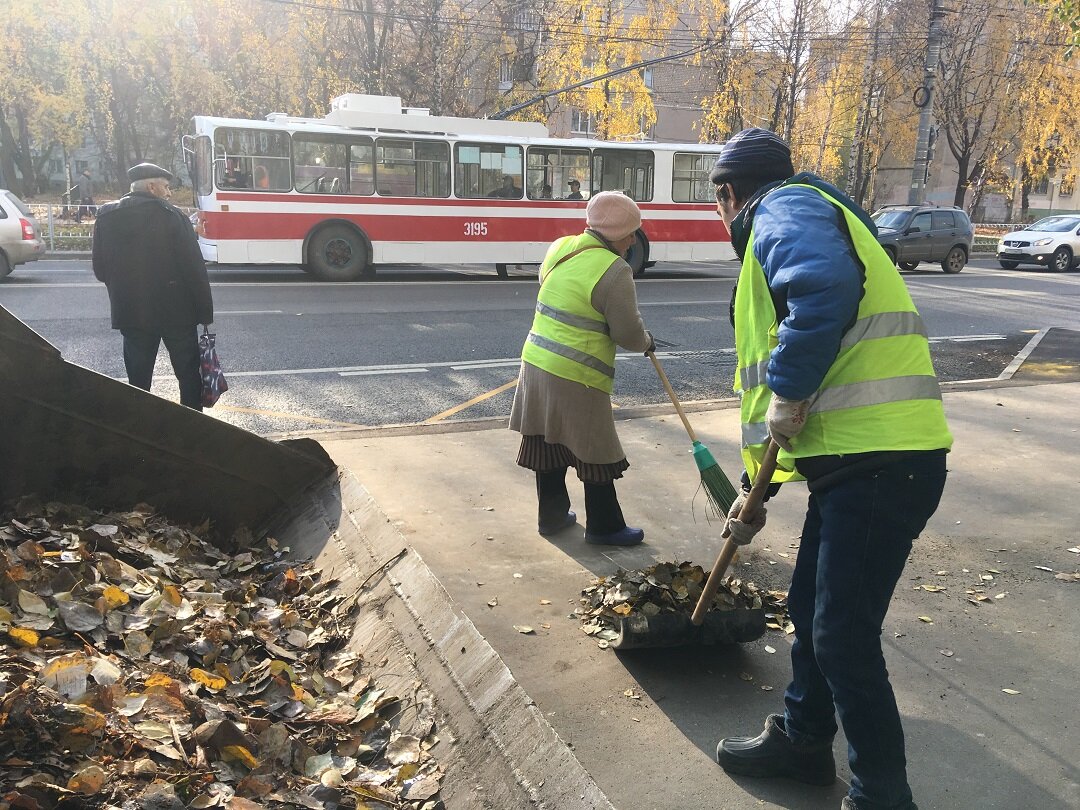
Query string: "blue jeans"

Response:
xmin=783 ymin=452 xmax=947 ymax=809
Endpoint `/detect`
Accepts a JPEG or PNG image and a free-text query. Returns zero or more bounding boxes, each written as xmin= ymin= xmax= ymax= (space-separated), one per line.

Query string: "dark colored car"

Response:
xmin=871 ymin=204 xmax=973 ymax=273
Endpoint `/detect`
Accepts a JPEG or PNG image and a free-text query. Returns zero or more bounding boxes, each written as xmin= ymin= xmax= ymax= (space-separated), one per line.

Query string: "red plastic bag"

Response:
xmin=199 ymin=328 xmax=229 ymax=408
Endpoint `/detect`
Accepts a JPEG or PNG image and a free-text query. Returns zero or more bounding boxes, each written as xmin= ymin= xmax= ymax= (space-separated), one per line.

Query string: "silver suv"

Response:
xmin=997 ymin=215 xmax=1080 ymax=272
xmin=871 ymin=205 xmax=974 ymax=273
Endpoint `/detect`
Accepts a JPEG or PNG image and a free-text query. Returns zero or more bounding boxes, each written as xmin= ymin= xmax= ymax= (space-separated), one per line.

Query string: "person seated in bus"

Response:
xmin=487 ymin=174 xmax=521 ymax=199
xmin=566 ymin=179 xmax=584 ymax=200
xmin=221 ymin=161 xmax=243 ymax=188
xmin=254 ymin=164 xmax=270 ymax=190
xmin=539 ymin=183 xmax=553 ymax=199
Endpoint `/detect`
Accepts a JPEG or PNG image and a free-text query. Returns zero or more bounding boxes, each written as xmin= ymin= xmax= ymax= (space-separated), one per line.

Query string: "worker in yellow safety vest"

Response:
xmin=710 ymin=128 xmax=952 ymax=810
xmin=510 ymin=191 xmax=654 ymax=546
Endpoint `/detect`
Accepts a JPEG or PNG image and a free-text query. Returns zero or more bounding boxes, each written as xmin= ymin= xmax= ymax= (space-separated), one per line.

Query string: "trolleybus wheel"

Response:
xmin=626 ymin=231 xmax=649 ymax=277
xmin=306 ymin=223 xmax=372 ymax=281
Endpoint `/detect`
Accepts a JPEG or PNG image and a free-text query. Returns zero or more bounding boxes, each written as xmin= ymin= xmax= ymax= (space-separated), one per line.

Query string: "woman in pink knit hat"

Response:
xmin=510 ymin=191 xmax=654 ymax=546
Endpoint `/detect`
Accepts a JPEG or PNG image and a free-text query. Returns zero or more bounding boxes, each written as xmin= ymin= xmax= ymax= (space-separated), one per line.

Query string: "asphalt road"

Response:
xmin=3 ymin=257 xmax=1078 ymax=435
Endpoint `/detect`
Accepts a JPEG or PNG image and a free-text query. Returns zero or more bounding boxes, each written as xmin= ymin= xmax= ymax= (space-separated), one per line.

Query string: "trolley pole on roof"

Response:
xmin=489 ymin=41 xmax=714 ymax=121
xmin=908 ymin=0 xmax=946 ymax=204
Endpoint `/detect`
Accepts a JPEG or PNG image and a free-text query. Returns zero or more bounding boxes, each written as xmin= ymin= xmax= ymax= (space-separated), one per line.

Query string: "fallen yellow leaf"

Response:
xmin=918 ymin=616 xmax=933 ymax=623
xmin=222 ymin=744 xmax=258 ymax=769
xmin=144 ymin=673 xmax=175 ymax=689
xmin=102 ymin=585 xmax=130 ymax=609
xmin=190 ymin=668 xmax=226 ymax=691
xmin=8 ymin=627 xmax=40 ymax=647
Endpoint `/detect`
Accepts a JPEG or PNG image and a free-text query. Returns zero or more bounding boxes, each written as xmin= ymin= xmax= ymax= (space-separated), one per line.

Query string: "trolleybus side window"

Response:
xmin=293 ymin=135 xmax=348 ymax=194
xmin=672 ymin=152 xmax=721 ymax=203
xmin=376 ymin=138 xmax=450 ymax=197
xmin=592 ymin=148 xmax=654 ymax=201
xmin=349 ymin=141 xmax=375 ymax=195
xmin=214 ymin=127 xmax=291 ymax=191
xmin=526 ymin=146 xmax=590 ymax=200
xmin=454 ymin=143 xmax=523 ymax=199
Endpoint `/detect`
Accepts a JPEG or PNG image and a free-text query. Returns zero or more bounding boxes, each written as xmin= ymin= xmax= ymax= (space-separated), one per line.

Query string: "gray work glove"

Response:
xmin=726 ymin=493 xmax=767 ymax=546
xmin=643 ymin=330 xmax=656 ymax=355
xmin=766 ymin=394 xmax=810 ymax=451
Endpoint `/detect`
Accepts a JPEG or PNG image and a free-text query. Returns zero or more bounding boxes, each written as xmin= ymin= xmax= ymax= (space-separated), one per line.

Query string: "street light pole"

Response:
xmin=908 ymin=0 xmax=946 ymax=204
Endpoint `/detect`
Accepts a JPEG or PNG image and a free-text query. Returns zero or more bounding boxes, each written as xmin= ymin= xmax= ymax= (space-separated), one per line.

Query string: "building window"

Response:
xmin=1034 ymin=175 xmax=1050 ymax=195
xmin=570 ymin=108 xmax=597 ymax=137
xmin=75 ymin=160 xmax=89 ymax=173
xmin=641 ymin=66 xmax=654 ymax=90
xmin=500 ymin=55 xmax=514 ymax=85
xmin=1060 ymin=175 xmax=1074 ymax=197
xmin=515 ymin=9 xmax=541 ymax=32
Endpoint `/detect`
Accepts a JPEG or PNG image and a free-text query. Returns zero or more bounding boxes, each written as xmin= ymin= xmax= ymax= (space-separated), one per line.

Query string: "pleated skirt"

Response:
xmin=516 ymin=435 xmax=629 ymax=484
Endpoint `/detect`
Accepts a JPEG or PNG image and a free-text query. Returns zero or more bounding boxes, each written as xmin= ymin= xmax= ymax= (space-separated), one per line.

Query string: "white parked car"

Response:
xmin=997 ymin=215 xmax=1080 ymax=272
xmin=0 ymin=189 xmax=45 ymax=277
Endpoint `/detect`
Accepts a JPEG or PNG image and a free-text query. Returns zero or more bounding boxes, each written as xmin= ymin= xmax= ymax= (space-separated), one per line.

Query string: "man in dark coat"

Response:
xmin=92 ymin=162 xmax=213 ymax=410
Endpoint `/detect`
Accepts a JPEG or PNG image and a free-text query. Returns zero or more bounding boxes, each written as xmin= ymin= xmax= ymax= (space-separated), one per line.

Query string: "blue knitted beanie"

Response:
xmin=709 ymin=128 xmax=794 ymax=184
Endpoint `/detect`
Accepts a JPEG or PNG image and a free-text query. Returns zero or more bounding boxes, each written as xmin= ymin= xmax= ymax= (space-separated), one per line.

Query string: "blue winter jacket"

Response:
xmin=734 ymin=173 xmax=875 ymax=401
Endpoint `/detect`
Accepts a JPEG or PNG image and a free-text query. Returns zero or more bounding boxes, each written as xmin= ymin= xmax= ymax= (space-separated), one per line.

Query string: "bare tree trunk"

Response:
xmin=0 ymin=107 xmax=23 ymax=195
xmin=783 ymin=0 xmax=807 ymax=140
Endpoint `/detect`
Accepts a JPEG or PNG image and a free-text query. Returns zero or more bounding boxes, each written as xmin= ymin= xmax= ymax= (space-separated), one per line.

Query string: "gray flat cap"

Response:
xmin=127 ymin=162 xmax=175 ymax=183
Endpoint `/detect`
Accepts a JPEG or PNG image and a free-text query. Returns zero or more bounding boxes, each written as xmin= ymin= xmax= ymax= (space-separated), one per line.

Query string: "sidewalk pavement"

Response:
xmin=315 ymin=331 xmax=1079 ymax=810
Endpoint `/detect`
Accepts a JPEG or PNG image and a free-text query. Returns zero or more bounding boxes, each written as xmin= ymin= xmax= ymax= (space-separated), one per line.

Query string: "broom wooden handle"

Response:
xmin=647 ymin=351 xmax=699 ymax=443
xmin=691 ymin=440 xmax=781 ymax=625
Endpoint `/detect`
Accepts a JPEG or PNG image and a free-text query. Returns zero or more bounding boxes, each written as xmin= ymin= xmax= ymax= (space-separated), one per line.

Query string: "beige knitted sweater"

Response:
xmin=509 ymin=248 xmax=650 ymax=465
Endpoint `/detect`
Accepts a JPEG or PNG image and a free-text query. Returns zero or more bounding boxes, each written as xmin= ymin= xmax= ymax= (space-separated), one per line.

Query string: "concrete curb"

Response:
xmin=281 ymin=469 xmax=615 ymax=809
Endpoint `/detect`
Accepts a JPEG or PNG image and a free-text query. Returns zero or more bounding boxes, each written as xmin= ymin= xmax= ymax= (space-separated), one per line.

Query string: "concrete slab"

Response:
xmin=321 ymin=374 xmax=1080 ymax=810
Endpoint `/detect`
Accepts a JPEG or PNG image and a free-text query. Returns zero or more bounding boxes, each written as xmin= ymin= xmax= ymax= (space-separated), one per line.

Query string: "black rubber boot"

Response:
xmin=716 ymin=714 xmax=836 ymax=786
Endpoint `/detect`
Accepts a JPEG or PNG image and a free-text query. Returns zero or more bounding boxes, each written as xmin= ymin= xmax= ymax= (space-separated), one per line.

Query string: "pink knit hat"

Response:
xmin=585 ymin=191 xmax=642 ymax=241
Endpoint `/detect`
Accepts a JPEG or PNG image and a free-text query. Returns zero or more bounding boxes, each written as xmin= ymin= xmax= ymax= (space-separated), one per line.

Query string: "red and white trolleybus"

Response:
xmin=182 ymin=94 xmax=732 ymax=280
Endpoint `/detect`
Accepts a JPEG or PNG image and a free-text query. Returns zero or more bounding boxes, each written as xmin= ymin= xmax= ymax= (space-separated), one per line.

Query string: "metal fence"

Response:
xmin=26 ymin=203 xmax=1021 ymax=255
xmin=28 ymin=203 xmax=196 ymax=253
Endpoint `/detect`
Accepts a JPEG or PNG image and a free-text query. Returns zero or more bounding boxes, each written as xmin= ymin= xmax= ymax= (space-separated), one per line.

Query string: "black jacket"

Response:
xmin=92 ymin=193 xmax=213 ymax=331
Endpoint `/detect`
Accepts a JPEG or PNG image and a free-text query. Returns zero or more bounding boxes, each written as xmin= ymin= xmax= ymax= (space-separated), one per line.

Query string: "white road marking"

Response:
xmin=338 ymin=367 xmax=428 ymax=377
xmin=215 ymin=309 xmax=284 ymax=315
xmin=201 ymin=336 xmax=1010 ymax=379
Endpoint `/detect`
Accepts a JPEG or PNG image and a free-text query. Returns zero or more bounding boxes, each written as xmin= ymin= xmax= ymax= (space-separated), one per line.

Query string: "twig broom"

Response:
xmin=647 ymin=351 xmax=738 ymax=515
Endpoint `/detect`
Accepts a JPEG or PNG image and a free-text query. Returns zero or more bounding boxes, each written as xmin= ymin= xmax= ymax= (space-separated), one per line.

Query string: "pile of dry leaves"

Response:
xmin=0 ymin=500 xmax=441 ymax=810
xmin=578 ymin=561 xmax=793 ymax=645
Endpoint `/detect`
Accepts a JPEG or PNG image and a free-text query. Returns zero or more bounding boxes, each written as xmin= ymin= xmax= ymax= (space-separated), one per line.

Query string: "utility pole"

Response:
xmin=908 ymin=0 xmax=945 ymax=204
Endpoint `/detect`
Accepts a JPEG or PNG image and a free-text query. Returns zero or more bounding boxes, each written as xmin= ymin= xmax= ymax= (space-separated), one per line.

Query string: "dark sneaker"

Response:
xmin=841 ymin=797 xmax=919 ymax=810
xmin=717 ymin=714 xmax=835 ymax=786
xmin=538 ymin=511 xmax=576 ymax=536
xmin=584 ymin=526 xmax=644 ymax=546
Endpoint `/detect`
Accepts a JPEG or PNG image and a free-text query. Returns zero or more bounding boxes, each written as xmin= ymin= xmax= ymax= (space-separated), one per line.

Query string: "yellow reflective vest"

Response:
xmin=521 ymin=232 xmax=618 ymax=393
xmin=734 ymin=184 xmax=953 ymax=483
